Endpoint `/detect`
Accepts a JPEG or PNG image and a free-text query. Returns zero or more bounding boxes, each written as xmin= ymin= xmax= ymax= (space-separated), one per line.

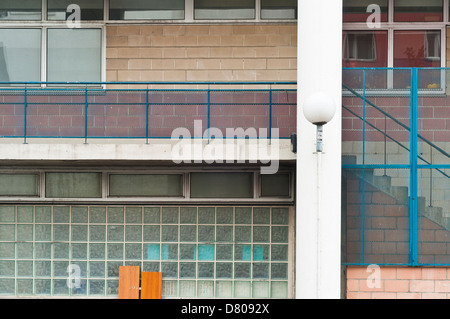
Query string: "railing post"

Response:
xmin=269 ymin=84 xmax=272 ymax=144
xmin=384 ymin=115 xmax=387 ymax=176
xmin=23 ymin=85 xmax=27 ymax=144
xmin=207 ymin=84 xmax=210 ymax=143
xmin=410 ymin=67 xmax=419 ymax=266
xmin=84 ymin=85 xmax=88 ymax=144
xmin=429 ymin=146 xmax=433 ymax=207
xmin=361 ymin=69 xmax=366 ymax=264
xmin=146 ymin=85 xmax=149 ymax=144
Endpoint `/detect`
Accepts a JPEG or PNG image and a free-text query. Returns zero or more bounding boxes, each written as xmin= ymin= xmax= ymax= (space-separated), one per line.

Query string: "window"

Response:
xmin=109 ymin=0 xmax=185 ymax=20
xmin=260 ymin=174 xmax=290 ymax=197
xmin=109 ymin=174 xmax=183 ymax=197
xmin=394 ymin=0 xmax=443 ymax=22
xmin=343 ymin=0 xmax=445 ymax=70
xmin=0 ymin=1 xmax=103 ymax=84
xmin=47 ymin=29 xmax=102 ymax=82
xmin=260 ymin=0 xmax=297 ymax=20
xmin=0 ymin=29 xmax=41 ymax=82
xmin=47 ymin=0 xmax=104 ymax=21
xmin=343 ymin=31 xmax=388 ymax=68
xmin=194 ymin=0 xmax=255 ymax=20
xmin=190 ymin=172 xmax=254 ymax=198
xmin=0 ymin=0 xmax=41 ymax=21
xmin=343 ymin=0 xmax=388 ymax=23
xmin=394 ymin=30 xmax=441 ymax=67
xmin=45 ymin=172 xmax=102 ymax=198
xmin=344 ymin=32 xmax=376 ymax=61
xmin=0 ymin=174 xmax=39 ymax=196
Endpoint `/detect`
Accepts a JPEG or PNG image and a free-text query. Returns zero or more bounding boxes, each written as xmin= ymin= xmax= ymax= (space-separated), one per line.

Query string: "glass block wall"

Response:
xmin=0 ymin=205 xmax=292 ymax=298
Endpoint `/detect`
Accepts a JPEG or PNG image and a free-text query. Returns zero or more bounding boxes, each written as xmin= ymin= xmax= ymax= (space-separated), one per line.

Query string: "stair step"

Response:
xmin=391 ymin=186 xmax=409 ymax=203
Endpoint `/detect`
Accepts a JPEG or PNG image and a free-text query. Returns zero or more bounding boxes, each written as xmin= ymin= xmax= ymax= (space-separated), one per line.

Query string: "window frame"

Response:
xmin=343 ymin=0 xmax=448 ymax=93
xmin=0 ymin=169 xmax=294 ymax=204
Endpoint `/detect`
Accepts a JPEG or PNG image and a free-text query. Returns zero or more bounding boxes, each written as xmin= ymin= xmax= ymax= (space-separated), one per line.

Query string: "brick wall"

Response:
xmin=0 ymin=90 xmax=296 ymax=138
xmin=347 ymin=266 xmax=450 ymax=299
xmin=106 ymin=24 xmax=297 ymax=83
xmin=343 ymin=170 xmax=450 ymax=265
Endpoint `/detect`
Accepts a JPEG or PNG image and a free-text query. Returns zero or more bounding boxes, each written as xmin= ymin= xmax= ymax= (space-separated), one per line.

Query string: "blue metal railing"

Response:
xmin=0 ymin=81 xmax=297 ymax=143
xmin=342 ymin=67 xmax=450 ymax=267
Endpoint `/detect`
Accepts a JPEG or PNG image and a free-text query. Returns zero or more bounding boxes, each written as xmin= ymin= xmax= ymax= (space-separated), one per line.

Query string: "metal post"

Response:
xmin=23 ymin=85 xmax=27 ymax=144
xmin=84 ymin=85 xmax=88 ymax=144
xmin=410 ymin=67 xmax=419 ymax=266
xmin=146 ymin=85 xmax=149 ymax=144
xmin=207 ymin=84 xmax=210 ymax=143
xmin=269 ymin=84 xmax=272 ymax=144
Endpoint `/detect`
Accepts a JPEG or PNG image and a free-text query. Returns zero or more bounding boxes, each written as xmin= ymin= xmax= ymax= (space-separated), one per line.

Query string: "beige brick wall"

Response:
xmin=106 ymin=24 xmax=297 ymax=83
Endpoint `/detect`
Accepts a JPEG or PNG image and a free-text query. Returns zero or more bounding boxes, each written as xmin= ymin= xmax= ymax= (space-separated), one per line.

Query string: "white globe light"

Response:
xmin=303 ymin=92 xmax=336 ymax=125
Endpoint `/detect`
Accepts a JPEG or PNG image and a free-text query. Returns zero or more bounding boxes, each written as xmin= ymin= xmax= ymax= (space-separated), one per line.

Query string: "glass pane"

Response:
xmin=17 ymin=206 xmax=33 ymax=223
xmin=180 ymin=263 xmax=195 ymax=278
xmin=216 ymin=281 xmax=232 ymax=297
xmin=0 ymin=174 xmax=39 ymax=196
xmin=47 ymin=28 xmax=101 ymax=82
xmin=343 ymin=31 xmax=388 ymax=68
xmin=190 ymin=173 xmax=253 ymax=198
xmin=45 ymin=172 xmax=102 ymax=198
xmin=260 ymin=174 xmax=290 ymax=197
xmin=180 ymin=207 xmax=197 ymax=224
xmin=0 ymin=29 xmax=41 ymax=82
xmin=0 ymin=206 xmax=14 ymax=223
xmin=109 ymin=0 xmax=184 ymax=20
xmin=252 ymin=281 xmax=269 ymax=297
xmin=109 ymin=174 xmax=183 ymax=197
xmin=47 ymin=0 xmax=103 ymax=20
xmin=394 ymin=30 xmax=441 ymax=68
xmin=194 ymin=0 xmax=255 ymax=20
xmin=0 ymin=0 xmax=41 ymax=20
xmin=261 ymin=0 xmax=297 ymax=20
xmin=343 ymin=0 xmax=388 ymax=22
xmin=394 ymin=0 xmax=443 ymax=22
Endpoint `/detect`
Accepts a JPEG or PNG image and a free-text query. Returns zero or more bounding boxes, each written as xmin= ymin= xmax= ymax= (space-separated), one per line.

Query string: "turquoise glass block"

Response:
xmin=198 ymin=245 xmax=214 ymax=261
xmin=242 ymin=245 xmax=251 ymax=261
xmin=147 ymin=244 xmax=160 ymax=260
xmin=253 ymin=245 xmax=264 ymax=261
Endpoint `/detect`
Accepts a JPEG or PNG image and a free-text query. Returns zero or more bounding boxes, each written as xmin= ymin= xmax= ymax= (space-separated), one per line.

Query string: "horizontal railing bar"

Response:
xmin=0 ymin=81 xmax=297 ymax=86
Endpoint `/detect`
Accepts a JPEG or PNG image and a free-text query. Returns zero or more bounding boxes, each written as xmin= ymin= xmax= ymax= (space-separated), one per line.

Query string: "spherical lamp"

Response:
xmin=302 ymin=92 xmax=336 ymax=152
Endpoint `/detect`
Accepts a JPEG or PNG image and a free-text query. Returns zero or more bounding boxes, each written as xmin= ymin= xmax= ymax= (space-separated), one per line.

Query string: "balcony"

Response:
xmin=0 ymin=82 xmax=297 ymax=143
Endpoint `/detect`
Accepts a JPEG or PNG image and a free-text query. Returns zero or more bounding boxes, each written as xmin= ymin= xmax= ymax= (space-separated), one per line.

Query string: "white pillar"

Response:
xmin=296 ymin=0 xmax=343 ymax=298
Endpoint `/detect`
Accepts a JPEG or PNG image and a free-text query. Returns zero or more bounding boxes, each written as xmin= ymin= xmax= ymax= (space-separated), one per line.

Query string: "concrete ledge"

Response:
xmin=0 ymin=138 xmax=296 ymax=162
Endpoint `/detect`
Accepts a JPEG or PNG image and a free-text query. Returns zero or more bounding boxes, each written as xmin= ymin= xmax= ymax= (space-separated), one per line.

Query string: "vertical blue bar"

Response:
xmin=146 ymin=85 xmax=149 ymax=144
xmin=269 ymin=85 xmax=272 ymax=141
xmin=361 ymin=70 xmax=366 ymax=264
xmin=23 ymin=86 xmax=27 ymax=144
xmin=207 ymin=85 xmax=211 ymax=141
xmin=410 ymin=68 xmax=419 ymax=266
xmin=84 ymin=86 xmax=88 ymax=144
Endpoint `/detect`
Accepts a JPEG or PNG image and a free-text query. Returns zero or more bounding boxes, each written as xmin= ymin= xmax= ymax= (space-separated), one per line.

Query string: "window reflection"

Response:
xmin=394 ymin=0 xmax=443 ymax=22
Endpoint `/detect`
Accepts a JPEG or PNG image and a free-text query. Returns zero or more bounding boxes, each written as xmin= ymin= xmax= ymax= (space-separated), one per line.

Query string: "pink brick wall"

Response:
xmin=0 ymin=90 xmax=296 ymax=138
xmin=342 ymin=95 xmax=450 ymax=143
xmin=344 ymin=171 xmax=450 ymax=265
xmin=347 ymin=266 xmax=450 ymax=299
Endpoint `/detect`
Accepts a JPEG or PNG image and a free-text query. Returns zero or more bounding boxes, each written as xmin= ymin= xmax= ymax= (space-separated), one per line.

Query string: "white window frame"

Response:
xmin=0 ymin=168 xmax=295 ymax=204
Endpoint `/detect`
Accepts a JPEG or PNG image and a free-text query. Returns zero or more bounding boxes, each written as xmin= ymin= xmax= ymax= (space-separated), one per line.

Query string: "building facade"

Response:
xmin=0 ymin=0 xmax=449 ymax=299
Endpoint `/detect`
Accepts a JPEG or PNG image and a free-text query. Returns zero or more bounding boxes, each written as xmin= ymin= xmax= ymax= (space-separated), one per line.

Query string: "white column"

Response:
xmin=296 ymin=0 xmax=343 ymax=298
